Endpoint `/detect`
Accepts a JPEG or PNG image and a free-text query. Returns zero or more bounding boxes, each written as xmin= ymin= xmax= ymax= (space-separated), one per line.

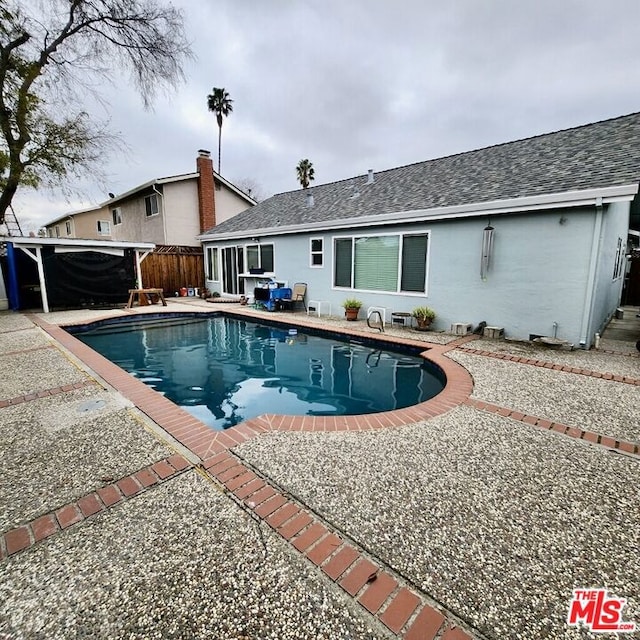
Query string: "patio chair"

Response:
xmin=279 ymin=282 xmax=307 ymax=312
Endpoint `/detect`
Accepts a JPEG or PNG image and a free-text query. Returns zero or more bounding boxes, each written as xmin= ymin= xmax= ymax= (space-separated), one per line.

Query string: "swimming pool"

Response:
xmin=71 ymin=314 xmax=445 ymax=431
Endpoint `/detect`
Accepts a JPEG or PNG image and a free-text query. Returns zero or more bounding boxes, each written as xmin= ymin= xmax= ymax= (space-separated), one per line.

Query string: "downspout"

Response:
xmin=152 ymin=184 xmax=166 ymax=244
xmin=578 ymin=198 xmax=604 ymax=348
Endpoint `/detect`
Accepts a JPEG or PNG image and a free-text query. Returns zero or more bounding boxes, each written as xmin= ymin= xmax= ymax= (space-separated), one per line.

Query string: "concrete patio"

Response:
xmin=0 ymin=299 xmax=638 ymax=640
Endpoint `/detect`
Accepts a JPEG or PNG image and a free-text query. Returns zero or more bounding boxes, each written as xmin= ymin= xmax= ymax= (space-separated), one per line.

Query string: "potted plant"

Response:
xmin=411 ymin=306 xmax=436 ymax=330
xmin=342 ymin=298 xmax=363 ymax=321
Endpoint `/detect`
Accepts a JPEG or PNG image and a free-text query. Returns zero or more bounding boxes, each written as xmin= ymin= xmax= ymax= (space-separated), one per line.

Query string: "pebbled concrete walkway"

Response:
xmin=0 ymin=301 xmax=638 ymax=640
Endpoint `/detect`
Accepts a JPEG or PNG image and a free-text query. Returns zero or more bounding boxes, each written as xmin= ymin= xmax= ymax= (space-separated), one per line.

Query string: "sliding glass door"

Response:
xmin=221 ymin=246 xmax=244 ymax=295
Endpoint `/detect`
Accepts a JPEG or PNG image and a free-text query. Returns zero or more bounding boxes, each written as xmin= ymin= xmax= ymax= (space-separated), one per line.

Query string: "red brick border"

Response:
xmin=0 ymin=454 xmax=192 ymax=561
xmin=596 ymin=347 xmax=640 ymax=358
xmin=21 ymin=312 xmax=482 ymax=637
xmin=0 ymin=379 xmax=97 ymax=408
xmin=0 ymin=344 xmax=57 ymax=358
xmin=17 ymin=310 xmax=638 ymax=639
xmin=458 ymin=345 xmax=640 ymax=386
xmin=465 ymin=398 xmax=639 ymax=457
xmin=203 ymin=450 xmax=474 ymax=640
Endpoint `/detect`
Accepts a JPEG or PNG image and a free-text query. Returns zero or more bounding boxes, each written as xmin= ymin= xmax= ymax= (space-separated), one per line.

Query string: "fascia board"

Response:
xmin=199 ymin=184 xmax=639 ymax=242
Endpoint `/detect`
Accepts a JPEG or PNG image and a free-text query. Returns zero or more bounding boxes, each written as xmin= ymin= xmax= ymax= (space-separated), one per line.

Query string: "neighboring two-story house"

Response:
xmin=44 ymin=150 xmax=256 ymax=294
xmin=44 ymin=150 xmax=255 ymax=245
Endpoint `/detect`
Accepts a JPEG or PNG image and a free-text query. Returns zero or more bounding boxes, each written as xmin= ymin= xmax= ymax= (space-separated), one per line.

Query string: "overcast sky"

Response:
xmin=12 ymin=0 xmax=640 ymax=232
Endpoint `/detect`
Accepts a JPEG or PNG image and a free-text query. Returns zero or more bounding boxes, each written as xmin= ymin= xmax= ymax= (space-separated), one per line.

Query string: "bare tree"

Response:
xmin=235 ymin=177 xmax=267 ymax=203
xmin=0 ymin=0 xmax=192 ymax=225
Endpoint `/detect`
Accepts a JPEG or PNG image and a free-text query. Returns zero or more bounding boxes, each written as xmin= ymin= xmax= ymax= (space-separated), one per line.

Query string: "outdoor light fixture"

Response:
xmin=480 ymin=221 xmax=494 ymax=280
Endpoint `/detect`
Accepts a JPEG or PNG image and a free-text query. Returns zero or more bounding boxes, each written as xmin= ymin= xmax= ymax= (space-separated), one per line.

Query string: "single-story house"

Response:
xmin=200 ymin=112 xmax=640 ymax=349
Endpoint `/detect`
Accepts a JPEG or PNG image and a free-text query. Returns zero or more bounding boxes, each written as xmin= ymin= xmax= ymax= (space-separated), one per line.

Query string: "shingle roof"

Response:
xmin=204 ymin=112 xmax=640 ymax=236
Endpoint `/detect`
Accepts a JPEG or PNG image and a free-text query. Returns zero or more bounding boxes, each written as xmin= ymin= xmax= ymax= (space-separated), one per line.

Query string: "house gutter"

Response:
xmin=578 ymin=197 xmax=604 ymax=349
xmin=152 ymin=184 xmax=167 ymax=244
xmin=198 ymin=184 xmax=638 ymax=242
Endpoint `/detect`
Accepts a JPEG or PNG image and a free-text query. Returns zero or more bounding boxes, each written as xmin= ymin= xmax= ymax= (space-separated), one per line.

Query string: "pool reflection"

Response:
xmin=78 ymin=316 xmax=444 ymax=430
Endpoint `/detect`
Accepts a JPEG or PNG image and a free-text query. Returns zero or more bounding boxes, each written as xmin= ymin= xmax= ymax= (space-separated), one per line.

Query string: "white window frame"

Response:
xmin=145 ymin=194 xmax=159 ymax=217
xmin=332 ymin=231 xmax=430 ymax=295
xmin=112 ymin=207 xmax=122 ymax=226
xmin=245 ymin=243 xmax=274 ymax=272
xmin=612 ymin=237 xmax=625 ymax=280
xmin=206 ymin=246 xmax=219 ymax=281
xmin=65 ymin=221 xmax=72 ymax=235
xmin=97 ymin=220 xmax=111 ymax=236
xmin=310 ymin=237 xmax=324 ymax=268
xmin=54 ymin=225 xmax=60 ymax=238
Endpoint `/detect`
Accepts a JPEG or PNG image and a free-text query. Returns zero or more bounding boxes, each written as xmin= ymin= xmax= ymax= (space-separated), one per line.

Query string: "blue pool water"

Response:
xmin=71 ymin=314 xmax=445 ymax=430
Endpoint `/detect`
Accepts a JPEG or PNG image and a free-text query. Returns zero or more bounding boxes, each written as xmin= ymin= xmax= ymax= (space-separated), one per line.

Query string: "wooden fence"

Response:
xmin=140 ymin=245 xmax=205 ymax=296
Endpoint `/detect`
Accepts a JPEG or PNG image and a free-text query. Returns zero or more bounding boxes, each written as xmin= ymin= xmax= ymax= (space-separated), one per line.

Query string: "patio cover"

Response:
xmin=4 ymin=237 xmax=155 ymax=313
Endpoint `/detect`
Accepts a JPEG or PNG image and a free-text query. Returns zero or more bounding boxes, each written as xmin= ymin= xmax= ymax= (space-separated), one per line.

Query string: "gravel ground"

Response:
xmin=467 ymin=338 xmax=640 ymax=379
xmin=0 ymin=312 xmax=35 ymax=332
xmin=448 ymin=350 xmax=640 ymax=443
xmin=0 ymin=386 xmax=170 ymax=530
xmin=0 ymin=345 xmax=87 ymax=399
xmin=235 ymin=405 xmax=640 ymax=640
xmin=599 ymin=337 xmax=639 ymax=355
xmin=5 ymin=307 xmax=638 ymax=639
xmin=0 ymin=471 xmax=391 ymax=640
xmin=0 ymin=326 xmax=52 ymax=354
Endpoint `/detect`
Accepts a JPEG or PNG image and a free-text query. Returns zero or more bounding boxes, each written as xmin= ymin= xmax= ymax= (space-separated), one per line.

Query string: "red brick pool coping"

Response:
xmin=18 ymin=312 xmax=481 ymax=638
xmin=28 ymin=313 xmax=476 ymax=461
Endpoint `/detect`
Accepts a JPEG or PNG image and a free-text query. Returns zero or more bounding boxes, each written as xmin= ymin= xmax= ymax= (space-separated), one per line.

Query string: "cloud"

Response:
xmin=11 ymin=0 xmax=640 ymax=232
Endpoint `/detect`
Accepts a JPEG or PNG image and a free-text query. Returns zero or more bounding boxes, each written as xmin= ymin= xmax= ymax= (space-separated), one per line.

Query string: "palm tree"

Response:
xmin=296 ymin=159 xmax=315 ymax=189
xmin=207 ymin=87 xmax=234 ymax=173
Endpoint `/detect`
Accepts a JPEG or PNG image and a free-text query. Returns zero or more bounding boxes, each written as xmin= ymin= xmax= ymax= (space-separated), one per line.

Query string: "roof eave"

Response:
xmin=9 ymin=237 xmax=156 ymax=250
xmin=199 ymin=184 xmax=639 ymax=242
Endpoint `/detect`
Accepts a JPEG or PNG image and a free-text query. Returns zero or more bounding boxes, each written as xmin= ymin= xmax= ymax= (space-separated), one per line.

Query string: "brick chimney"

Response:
xmin=196 ymin=149 xmax=217 ymax=232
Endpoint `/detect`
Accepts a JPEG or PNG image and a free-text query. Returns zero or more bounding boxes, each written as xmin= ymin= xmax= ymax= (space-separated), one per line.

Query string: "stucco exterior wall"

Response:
xmin=111 ymin=190 xmax=165 ymax=244
xmin=163 ymin=179 xmax=200 ymax=246
xmin=204 ymin=206 xmax=604 ymax=346
xmin=587 ymin=201 xmax=630 ymax=343
xmin=215 ymin=185 xmax=253 ymax=225
xmin=46 ymin=207 xmax=110 ymax=240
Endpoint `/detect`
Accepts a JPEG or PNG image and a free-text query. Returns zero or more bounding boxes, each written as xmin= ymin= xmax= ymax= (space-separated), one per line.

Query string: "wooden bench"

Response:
xmin=127 ymin=288 xmax=167 ymax=308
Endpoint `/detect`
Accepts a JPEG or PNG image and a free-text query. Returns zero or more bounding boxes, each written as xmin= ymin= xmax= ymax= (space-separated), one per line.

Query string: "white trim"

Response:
xmin=10 ymin=237 xmax=155 ymax=250
xmin=332 ymin=230 xmax=430 ymax=296
xmin=309 ymin=237 xmax=324 ymax=268
xmin=213 ymin=173 xmax=258 ymax=205
xmin=54 ymin=247 xmax=125 ymax=257
xmin=144 ymin=194 xmax=160 ymax=217
xmin=199 ymin=184 xmax=639 ymax=242
xmin=96 ymin=220 xmax=111 ymax=236
xmin=112 ymin=207 xmax=122 ymax=226
xmin=15 ymin=246 xmax=49 ymax=313
xmin=206 ymin=246 xmax=220 ymax=281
